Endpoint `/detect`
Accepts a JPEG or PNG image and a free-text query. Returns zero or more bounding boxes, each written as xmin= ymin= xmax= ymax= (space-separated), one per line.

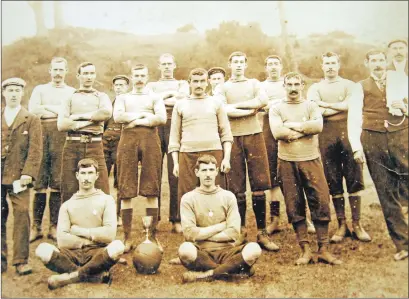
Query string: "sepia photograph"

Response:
xmin=1 ymin=1 xmax=408 ymax=298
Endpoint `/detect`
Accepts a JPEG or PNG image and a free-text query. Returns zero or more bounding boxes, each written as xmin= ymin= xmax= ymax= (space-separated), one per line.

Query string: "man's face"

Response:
xmin=265 ymin=58 xmax=282 ymax=79
xmin=195 ymin=162 xmax=218 ymax=188
xmin=389 ymin=42 xmax=407 ymax=63
xmin=322 ymin=56 xmax=340 ymax=79
xmin=113 ymin=79 xmax=129 ymax=95
xmin=76 ymin=166 xmax=99 ymax=191
xmin=3 ymin=85 xmax=24 ymax=108
xmin=284 ymin=76 xmax=304 ymax=100
xmin=365 ymin=53 xmax=387 ymax=76
xmin=49 ymin=61 xmax=67 ymax=84
xmin=190 ymin=74 xmax=208 ymax=96
xmin=228 ymin=55 xmax=247 ymax=76
xmin=158 ymin=56 xmax=176 ymax=78
xmin=77 ymin=64 xmax=96 ymax=88
xmin=209 ymin=72 xmax=224 ymax=90
xmin=131 ymin=68 xmax=149 ymax=88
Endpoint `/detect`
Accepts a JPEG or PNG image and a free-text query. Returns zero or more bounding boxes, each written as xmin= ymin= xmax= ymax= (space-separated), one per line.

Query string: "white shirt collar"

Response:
xmin=393 ymin=59 xmax=407 ymax=72
xmin=4 ymin=105 xmax=21 ymax=127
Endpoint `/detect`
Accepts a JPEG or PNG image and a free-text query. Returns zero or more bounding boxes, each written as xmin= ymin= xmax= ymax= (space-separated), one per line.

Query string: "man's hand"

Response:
xmin=287 ymin=131 xmax=304 ymax=142
xmin=20 ymin=175 xmax=32 ymax=187
xmin=173 ymin=163 xmax=179 ymax=178
xmin=353 ymin=150 xmax=365 ymax=164
xmin=69 ymin=114 xmax=80 ymax=121
xmin=123 ymin=119 xmax=140 ymax=129
xmin=391 ymin=101 xmax=408 ymax=114
xmin=317 ymin=101 xmax=331 ymax=108
xmin=220 ymin=158 xmax=231 ymax=174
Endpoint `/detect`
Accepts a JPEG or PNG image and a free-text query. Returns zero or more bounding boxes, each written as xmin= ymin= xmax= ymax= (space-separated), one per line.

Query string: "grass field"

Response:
xmin=1 ymin=161 xmax=408 ymax=298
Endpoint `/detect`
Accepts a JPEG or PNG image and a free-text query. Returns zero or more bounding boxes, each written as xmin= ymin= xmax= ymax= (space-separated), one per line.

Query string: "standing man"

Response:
xmin=1 ymin=78 xmax=42 ymax=275
xmin=259 ymin=55 xmax=286 ymax=235
xmin=270 ymin=72 xmax=342 ymax=265
xmin=348 ymin=50 xmax=408 ymax=261
xmin=146 ymin=53 xmax=189 ymax=233
xmin=35 ymin=158 xmax=125 ymax=290
xmin=387 ymin=39 xmax=408 ymax=74
xmin=307 ymin=52 xmax=371 ymax=243
xmin=28 ymin=57 xmax=76 ymax=242
xmin=58 ymin=62 xmax=112 ymax=203
xmin=103 ymin=75 xmax=130 ymax=225
xmin=214 ymin=51 xmax=278 ymax=251
xmin=169 ymin=67 xmax=233 ymax=231
xmin=114 ymin=64 xmax=166 ymax=252
xmin=178 ymin=154 xmax=262 ymax=282
xmin=208 ymin=67 xmax=226 ymax=96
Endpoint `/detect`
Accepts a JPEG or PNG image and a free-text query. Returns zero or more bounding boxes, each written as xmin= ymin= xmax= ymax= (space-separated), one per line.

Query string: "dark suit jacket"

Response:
xmin=1 ymin=107 xmax=43 ymax=185
xmin=387 ymin=60 xmax=408 ymax=75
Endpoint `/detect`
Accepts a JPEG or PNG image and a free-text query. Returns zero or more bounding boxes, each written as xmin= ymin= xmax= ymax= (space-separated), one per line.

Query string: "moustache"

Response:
xmin=290 ymin=91 xmax=298 ymax=95
xmin=374 ymin=67 xmax=384 ymax=71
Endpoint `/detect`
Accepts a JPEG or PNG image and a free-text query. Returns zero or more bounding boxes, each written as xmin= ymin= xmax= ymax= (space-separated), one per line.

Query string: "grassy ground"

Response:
xmin=1 ymin=163 xmax=408 ymax=298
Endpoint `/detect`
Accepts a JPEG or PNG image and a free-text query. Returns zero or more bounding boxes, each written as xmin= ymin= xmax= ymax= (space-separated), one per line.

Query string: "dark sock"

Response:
xmin=349 ymin=196 xmax=361 ymax=221
xmin=213 ymin=253 xmax=249 ymax=278
xmin=252 ymin=194 xmax=266 ymax=230
xmin=332 ymin=197 xmax=346 ymax=220
xmin=78 ymin=250 xmax=115 ymax=281
xmin=293 ymin=220 xmax=309 ymax=247
xmin=146 ymin=207 xmax=159 ymax=234
xmin=121 ymin=208 xmax=133 ymax=240
xmin=314 ymin=220 xmax=330 ymax=249
xmin=33 ymin=193 xmax=47 ymax=227
xmin=180 ymin=251 xmax=218 ymax=272
xmin=116 ymin=198 xmax=121 ymax=218
xmin=49 ymin=192 xmax=61 ymax=227
xmin=237 ymin=194 xmax=247 ymax=227
xmin=270 ymin=201 xmax=280 ymax=221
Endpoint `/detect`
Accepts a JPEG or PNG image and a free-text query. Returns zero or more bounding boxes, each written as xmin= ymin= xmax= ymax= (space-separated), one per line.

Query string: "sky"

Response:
xmin=1 ymin=1 xmax=408 ymax=46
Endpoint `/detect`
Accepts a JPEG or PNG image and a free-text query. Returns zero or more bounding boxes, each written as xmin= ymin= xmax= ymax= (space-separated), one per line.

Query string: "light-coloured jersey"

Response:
xmin=260 ymin=78 xmax=286 ymax=111
xmin=57 ymin=189 xmax=117 ymax=249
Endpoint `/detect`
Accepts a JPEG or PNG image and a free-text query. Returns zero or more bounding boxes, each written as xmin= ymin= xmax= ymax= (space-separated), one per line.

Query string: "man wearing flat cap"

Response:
xmin=208 ymin=67 xmax=226 ymax=96
xmin=387 ymin=39 xmax=408 ymax=74
xmin=1 ymin=78 xmax=43 ymax=275
xmin=28 ymin=57 xmax=76 ymax=243
xmin=103 ymin=75 xmax=129 ymax=225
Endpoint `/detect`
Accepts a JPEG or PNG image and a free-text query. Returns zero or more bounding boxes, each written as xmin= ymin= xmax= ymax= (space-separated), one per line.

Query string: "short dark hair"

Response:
xmin=131 ymin=64 xmax=148 ymax=73
xmin=50 ymin=57 xmax=68 ymax=68
xmin=365 ymin=49 xmax=387 ymax=61
xmin=194 ymin=154 xmax=218 ymax=170
xmin=208 ymin=67 xmax=226 ymax=78
xmin=77 ymin=158 xmax=99 ymax=172
xmin=264 ymin=55 xmax=282 ymax=66
xmin=283 ymin=72 xmax=305 ymax=84
xmin=188 ymin=68 xmax=208 ymax=82
xmin=77 ymin=62 xmax=95 ymax=75
xmin=388 ymin=39 xmax=408 ymax=48
xmin=321 ymin=52 xmax=340 ymax=63
xmin=228 ymin=51 xmax=247 ymax=63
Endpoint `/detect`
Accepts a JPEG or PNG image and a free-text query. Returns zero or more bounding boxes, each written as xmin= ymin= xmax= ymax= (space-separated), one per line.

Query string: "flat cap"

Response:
xmin=112 ymin=75 xmax=130 ymax=85
xmin=208 ymin=67 xmax=226 ymax=77
xmin=2 ymin=77 xmax=26 ymax=89
xmin=388 ymin=39 xmax=408 ymax=48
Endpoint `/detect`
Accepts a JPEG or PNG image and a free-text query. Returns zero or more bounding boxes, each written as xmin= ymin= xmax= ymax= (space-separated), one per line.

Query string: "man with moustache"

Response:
xmin=114 ymin=64 xmax=166 ymax=252
xmin=2 ymin=78 xmax=42 ymax=275
xmin=270 ymin=72 xmax=342 ymax=265
xmin=208 ymin=67 xmax=226 ymax=96
xmin=307 ymin=52 xmax=370 ymax=243
xmin=348 ymin=50 xmax=408 ymax=261
xmin=103 ymin=75 xmax=130 ymax=226
xmin=259 ymin=55 xmax=287 ymax=236
xmin=387 ymin=39 xmax=408 ymax=74
xmin=58 ymin=62 xmax=112 ymax=203
xmin=214 ymin=51 xmax=278 ymax=251
xmin=28 ymin=57 xmax=76 ymax=242
xmin=146 ymin=53 xmax=189 ymax=233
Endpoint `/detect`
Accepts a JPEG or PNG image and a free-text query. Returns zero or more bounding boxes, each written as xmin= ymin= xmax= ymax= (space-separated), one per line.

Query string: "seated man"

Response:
xmin=35 ymin=158 xmax=125 ymax=290
xmin=178 ymin=154 xmax=262 ymax=283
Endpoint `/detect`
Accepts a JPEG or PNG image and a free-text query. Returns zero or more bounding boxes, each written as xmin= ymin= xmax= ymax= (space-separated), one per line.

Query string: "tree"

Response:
xmin=53 ymin=1 xmax=66 ymax=29
xmin=27 ymin=1 xmax=47 ymax=36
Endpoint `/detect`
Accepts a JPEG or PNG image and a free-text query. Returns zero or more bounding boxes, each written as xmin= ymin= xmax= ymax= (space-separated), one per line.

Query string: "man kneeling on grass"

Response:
xmin=178 ymin=154 xmax=262 ymax=283
xmin=35 ymin=158 xmax=125 ymax=290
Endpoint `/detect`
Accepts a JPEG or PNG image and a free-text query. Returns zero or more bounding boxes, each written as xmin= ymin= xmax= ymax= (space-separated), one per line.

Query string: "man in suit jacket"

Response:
xmin=1 ymin=78 xmax=43 ymax=275
xmin=387 ymin=39 xmax=408 ymax=75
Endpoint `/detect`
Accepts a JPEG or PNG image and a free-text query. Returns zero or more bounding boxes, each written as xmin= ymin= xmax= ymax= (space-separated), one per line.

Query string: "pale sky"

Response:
xmin=1 ymin=1 xmax=408 ymax=46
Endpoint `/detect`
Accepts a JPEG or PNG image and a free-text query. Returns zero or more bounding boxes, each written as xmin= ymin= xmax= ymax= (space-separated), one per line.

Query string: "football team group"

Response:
xmin=1 ymin=38 xmax=408 ymax=289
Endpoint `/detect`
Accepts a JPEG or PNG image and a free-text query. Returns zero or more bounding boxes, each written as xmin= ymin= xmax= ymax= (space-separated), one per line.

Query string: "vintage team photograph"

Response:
xmin=1 ymin=1 xmax=408 ymax=298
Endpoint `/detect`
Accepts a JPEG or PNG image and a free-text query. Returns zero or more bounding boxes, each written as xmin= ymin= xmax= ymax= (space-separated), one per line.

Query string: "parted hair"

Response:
xmin=264 ymin=55 xmax=282 ymax=66
xmin=159 ymin=53 xmax=175 ymax=63
xmin=188 ymin=68 xmax=208 ymax=82
xmin=131 ymin=63 xmax=148 ymax=73
xmin=228 ymin=51 xmax=247 ymax=62
xmin=77 ymin=158 xmax=99 ymax=172
xmin=50 ymin=57 xmax=68 ymax=68
xmin=77 ymin=62 xmax=95 ymax=75
xmin=283 ymin=72 xmax=305 ymax=84
xmin=321 ymin=52 xmax=340 ymax=63
xmin=194 ymin=154 xmax=218 ymax=170
xmin=365 ymin=49 xmax=387 ymax=60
